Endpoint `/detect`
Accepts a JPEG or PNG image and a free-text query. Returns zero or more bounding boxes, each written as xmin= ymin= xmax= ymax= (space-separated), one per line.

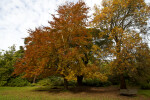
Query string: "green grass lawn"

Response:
xmin=0 ymin=86 xmax=150 ymax=100
xmin=138 ymin=90 xmax=150 ymax=97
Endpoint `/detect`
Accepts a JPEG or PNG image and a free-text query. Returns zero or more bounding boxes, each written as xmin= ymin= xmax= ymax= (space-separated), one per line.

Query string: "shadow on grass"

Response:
xmin=32 ymin=86 xmax=119 ymax=94
xmin=33 ymin=86 xmax=65 ymax=93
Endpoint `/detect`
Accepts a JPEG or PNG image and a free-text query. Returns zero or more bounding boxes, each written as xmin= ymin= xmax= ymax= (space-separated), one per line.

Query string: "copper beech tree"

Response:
xmin=92 ymin=0 xmax=150 ymax=89
xmin=14 ymin=1 xmax=107 ymax=89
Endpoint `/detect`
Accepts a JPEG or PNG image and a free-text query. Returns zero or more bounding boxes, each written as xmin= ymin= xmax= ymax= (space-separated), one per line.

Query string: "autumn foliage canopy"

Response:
xmin=14 ymin=1 xmax=107 ymax=82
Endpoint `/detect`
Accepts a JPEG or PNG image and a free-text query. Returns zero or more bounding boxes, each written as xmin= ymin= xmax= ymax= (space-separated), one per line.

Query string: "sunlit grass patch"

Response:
xmin=138 ymin=90 xmax=150 ymax=97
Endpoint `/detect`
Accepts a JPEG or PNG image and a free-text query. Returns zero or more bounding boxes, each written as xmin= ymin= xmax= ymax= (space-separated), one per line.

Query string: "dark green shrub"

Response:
xmin=37 ymin=76 xmax=64 ymax=86
xmin=83 ymin=78 xmax=111 ymax=87
xmin=7 ymin=77 xmax=30 ymax=87
xmin=37 ymin=78 xmax=52 ymax=86
xmin=83 ymin=79 xmax=99 ymax=86
xmin=102 ymin=81 xmax=112 ymax=87
xmin=141 ymin=83 xmax=150 ymax=90
xmin=68 ymin=80 xmax=76 ymax=86
xmin=30 ymin=83 xmax=37 ymax=86
xmin=0 ymin=81 xmax=7 ymax=86
xmin=50 ymin=76 xmax=64 ymax=86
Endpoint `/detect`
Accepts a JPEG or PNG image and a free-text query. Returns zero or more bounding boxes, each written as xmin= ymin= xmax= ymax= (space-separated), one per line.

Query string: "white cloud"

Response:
xmin=1 ymin=0 xmax=149 ymax=51
xmin=0 ymin=0 xmax=102 ymax=51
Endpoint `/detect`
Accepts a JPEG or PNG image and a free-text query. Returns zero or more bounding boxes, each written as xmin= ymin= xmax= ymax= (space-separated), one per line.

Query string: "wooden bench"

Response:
xmin=120 ymin=89 xmax=137 ymax=96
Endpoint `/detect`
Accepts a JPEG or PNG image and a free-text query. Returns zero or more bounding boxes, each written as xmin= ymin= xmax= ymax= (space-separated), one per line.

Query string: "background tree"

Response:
xmin=129 ymin=43 xmax=150 ymax=85
xmin=92 ymin=0 xmax=150 ymax=89
xmin=0 ymin=45 xmax=24 ymax=86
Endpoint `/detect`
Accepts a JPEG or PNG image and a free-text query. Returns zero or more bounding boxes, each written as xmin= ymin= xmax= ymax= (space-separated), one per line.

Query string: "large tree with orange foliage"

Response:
xmin=92 ymin=0 xmax=150 ymax=89
xmin=14 ymin=1 xmax=107 ymax=89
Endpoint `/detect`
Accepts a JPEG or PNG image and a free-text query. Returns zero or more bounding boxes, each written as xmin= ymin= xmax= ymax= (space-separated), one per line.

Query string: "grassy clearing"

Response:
xmin=0 ymin=86 xmax=149 ymax=100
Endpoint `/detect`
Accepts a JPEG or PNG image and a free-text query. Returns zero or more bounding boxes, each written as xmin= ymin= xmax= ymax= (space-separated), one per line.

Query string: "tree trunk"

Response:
xmin=115 ymin=41 xmax=127 ymax=89
xmin=77 ymin=75 xmax=83 ymax=86
xmin=120 ymin=74 xmax=127 ymax=89
xmin=64 ymin=78 xmax=68 ymax=90
xmin=33 ymin=75 xmax=36 ymax=83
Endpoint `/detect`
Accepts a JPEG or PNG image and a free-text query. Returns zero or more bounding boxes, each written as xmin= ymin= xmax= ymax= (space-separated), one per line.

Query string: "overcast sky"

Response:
xmin=0 ymin=0 xmax=149 ymax=51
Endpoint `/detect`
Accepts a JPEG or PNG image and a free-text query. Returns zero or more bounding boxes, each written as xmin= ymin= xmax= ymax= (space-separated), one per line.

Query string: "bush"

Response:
xmin=30 ymin=83 xmax=37 ymax=87
xmin=0 ymin=81 xmax=7 ymax=86
xmin=37 ymin=78 xmax=52 ymax=86
xmin=37 ymin=76 xmax=64 ymax=86
xmin=68 ymin=80 xmax=76 ymax=86
xmin=50 ymin=76 xmax=64 ymax=86
xmin=141 ymin=83 xmax=150 ymax=90
xmin=83 ymin=78 xmax=111 ymax=87
xmin=7 ymin=77 xmax=30 ymax=87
